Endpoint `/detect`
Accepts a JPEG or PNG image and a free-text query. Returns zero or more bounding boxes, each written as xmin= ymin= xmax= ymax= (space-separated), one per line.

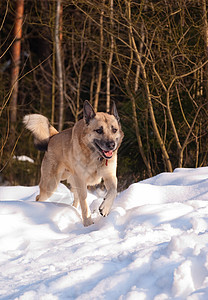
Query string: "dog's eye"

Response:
xmin=112 ymin=127 xmax=118 ymax=134
xmin=95 ymin=127 xmax=103 ymax=134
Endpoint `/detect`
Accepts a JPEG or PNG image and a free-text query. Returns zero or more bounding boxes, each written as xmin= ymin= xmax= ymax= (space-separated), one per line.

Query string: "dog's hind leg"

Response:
xmin=36 ymin=156 xmax=62 ymax=202
xmin=36 ymin=173 xmax=61 ymax=202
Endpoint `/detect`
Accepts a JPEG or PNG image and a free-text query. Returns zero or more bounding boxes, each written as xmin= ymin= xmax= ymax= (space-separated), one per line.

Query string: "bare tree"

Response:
xmin=106 ymin=0 xmax=114 ymax=113
xmin=70 ymin=13 xmax=89 ymax=122
xmin=55 ymin=0 xmax=64 ymax=131
xmin=127 ymin=0 xmax=173 ymax=172
xmin=94 ymin=0 xmax=105 ymax=112
xmin=10 ymin=0 xmax=24 ymax=126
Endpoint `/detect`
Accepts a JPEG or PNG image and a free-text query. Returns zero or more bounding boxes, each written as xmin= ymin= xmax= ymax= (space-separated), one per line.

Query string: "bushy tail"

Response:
xmin=23 ymin=114 xmax=58 ymax=151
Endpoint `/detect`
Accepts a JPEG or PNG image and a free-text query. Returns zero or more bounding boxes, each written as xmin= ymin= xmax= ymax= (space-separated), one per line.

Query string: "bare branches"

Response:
xmin=1 ymin=0 xmax=208 ymax=184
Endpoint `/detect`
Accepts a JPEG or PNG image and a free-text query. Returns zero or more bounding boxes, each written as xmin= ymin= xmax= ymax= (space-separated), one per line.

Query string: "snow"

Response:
xmin=1 ymin=167 xmax=208 ymax=299
xmin=13 ymin=155 xmax=35 ymax=163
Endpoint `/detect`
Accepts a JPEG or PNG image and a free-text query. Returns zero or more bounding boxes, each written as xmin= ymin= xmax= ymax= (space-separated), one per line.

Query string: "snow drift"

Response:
xmin=1 ymin=167 xmax=208 ymax=299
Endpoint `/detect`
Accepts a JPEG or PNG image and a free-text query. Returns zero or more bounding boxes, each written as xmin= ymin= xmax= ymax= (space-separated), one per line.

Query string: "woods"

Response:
xmin=1 ymin=0 xmax=208 ymax=187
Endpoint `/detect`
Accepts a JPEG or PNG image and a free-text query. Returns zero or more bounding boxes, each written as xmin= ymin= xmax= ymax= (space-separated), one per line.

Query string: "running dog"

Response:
xmin=23 ymin=101 xmax=124 ymax=226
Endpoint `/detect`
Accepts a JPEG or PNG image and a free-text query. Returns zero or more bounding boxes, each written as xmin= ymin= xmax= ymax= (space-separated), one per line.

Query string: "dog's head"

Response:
xmin=83 ymin=101 xmax=124 ymax=160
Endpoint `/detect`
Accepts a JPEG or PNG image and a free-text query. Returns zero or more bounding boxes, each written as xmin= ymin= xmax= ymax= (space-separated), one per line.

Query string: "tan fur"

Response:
xmin=24 ymin=101 xmax=124 ymax=226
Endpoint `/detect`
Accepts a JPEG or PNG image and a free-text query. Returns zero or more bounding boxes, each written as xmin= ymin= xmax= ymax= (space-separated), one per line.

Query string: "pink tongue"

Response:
xmin=104 ymin=150 xmax=113 ymax=158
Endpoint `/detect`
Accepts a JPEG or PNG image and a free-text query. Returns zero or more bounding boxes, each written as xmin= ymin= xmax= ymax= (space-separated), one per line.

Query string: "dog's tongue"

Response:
xmin=103 ymin=150 xmax=113 ymax=158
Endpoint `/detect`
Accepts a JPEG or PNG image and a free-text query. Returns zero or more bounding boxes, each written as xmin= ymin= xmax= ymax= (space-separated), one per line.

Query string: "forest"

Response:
xmin=0 ymin=0 xmax=208 ymax=189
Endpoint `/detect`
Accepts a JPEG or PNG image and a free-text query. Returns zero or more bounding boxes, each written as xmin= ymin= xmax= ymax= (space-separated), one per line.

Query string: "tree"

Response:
xmin=106 ymin=0 xmax=114 ymax=113
xmin=93 ymin=0 xmax=104 ymax=112
xmin=55 ymin=0 xmax=64 ymax=131
xmin=10 ymin=0 xmax=24 ymax=127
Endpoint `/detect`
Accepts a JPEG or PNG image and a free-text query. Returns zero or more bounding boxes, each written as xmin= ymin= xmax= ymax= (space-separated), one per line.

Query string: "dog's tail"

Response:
xmin=23 ymin=114 xmax=59 ymax=151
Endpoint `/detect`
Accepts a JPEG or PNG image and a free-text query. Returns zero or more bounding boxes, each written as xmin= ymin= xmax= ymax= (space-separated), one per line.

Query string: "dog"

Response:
xmin=23 ymin=101 xmax=124 ymax=226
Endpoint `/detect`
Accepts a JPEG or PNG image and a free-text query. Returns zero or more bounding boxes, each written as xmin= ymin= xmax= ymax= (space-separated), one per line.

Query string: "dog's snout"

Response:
xmin=106 ymin=140 xmax=115 ymax=150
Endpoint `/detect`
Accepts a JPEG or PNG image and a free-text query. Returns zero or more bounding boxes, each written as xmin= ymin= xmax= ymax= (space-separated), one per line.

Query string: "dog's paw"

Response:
xmin=99 ymin=200 xmax=111 ymax=217
xmin=83 ymin=216 xmax=94 ymax=227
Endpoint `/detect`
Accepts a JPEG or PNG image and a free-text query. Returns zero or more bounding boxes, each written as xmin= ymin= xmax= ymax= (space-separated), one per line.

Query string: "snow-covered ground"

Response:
xmin=1 ymin=167 xmax=208 ymax=300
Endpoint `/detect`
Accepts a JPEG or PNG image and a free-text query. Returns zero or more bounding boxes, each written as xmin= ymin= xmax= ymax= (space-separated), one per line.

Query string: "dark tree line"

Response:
xmin=1 ymin=0 xmax=208 ymax=188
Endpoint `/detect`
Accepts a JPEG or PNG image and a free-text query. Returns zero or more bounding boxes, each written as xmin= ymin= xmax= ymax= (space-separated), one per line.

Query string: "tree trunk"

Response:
xmin=90 ymin=65 xmax=95 ymax=104
xmin=94 ymin=1 xmax=104 ymax=112
xmin=133 ymin=17 xmax=152 ymax=177
xmin=51 ymin=0 xmax=56 ymax=126
xmin=10 ymin=0 xmax=24 ymax=125
xmin=130 ymin=92 xmax=153 ymax=177
xmin=106 ymin=0 xmax=114 ymax=113
xmin=55 ymin=0 xmax=64 ymax=131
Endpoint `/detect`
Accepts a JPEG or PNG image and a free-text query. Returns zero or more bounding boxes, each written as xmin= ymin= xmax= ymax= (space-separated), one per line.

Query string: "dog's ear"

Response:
xmin=83 ymin=100 xmax=96 ymax=125
xmin=110 ymin=101 xmax=120 ymax=123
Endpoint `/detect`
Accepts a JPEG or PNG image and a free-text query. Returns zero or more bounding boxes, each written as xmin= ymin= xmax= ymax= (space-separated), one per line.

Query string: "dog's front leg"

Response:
xmin=72 ymin=176 xmax=94 ymax=227
xmin=99 ymin=176 xmax=117 ymax=217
